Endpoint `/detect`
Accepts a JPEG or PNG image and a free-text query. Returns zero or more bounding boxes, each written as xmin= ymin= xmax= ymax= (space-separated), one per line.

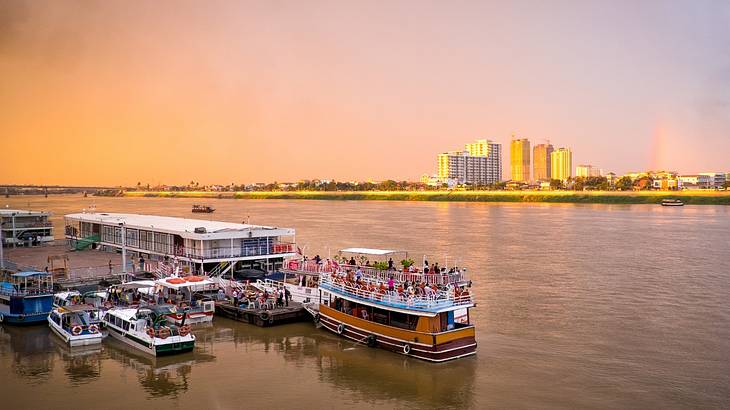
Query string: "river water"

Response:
xmin=1 ymin=196 xmax=729 ymax=409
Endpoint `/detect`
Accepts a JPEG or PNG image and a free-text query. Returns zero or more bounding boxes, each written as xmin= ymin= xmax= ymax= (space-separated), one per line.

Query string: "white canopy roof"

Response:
xmin=340 ymin=247 xmax=398 ymax=256
xmin=116 ymin=280 xmax=156 ymax=289
xmin=156 ymin=277 xmax=216 ymax=290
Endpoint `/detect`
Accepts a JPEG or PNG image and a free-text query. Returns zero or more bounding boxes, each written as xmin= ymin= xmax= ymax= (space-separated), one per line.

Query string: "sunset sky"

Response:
xmin=1 ymin=0 xmax=729 ymax=186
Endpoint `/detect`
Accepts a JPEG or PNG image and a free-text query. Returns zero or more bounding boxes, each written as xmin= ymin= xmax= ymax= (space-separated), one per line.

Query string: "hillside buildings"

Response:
xmin=533 ymin=143 xmax=553 ymax=181
xmin=437 ymin=139 xmax=502 ymax=185
xmin=510 ymin=138 xmax=531 ymax=182
xmin=550 ymin=148 xmax=573 ymax=181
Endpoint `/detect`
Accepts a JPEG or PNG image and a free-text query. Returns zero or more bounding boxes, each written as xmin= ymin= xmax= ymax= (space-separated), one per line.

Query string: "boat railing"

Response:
xmin=173 ymin=242 xmax=296 ymax=259
xmin=285 ymin=260 xmax=467 ymax=285
xmin=0 ymin=286 xmax=53 ymax=297
xmin=319 ymin=273 xmax=473 ymax=312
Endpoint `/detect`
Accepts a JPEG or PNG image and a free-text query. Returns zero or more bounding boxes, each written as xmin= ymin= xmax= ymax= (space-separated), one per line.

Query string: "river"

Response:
xmin=1 ymin=196 xmax=729 ymax=409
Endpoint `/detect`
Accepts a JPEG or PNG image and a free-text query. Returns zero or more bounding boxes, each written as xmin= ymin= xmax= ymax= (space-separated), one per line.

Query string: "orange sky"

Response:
xmin=1 ymin=1 xmax=729 ymax=186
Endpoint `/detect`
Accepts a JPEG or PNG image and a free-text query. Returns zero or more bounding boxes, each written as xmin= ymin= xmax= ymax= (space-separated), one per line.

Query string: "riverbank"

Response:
xmin=121 ymin=190 xmax=730 ymax=205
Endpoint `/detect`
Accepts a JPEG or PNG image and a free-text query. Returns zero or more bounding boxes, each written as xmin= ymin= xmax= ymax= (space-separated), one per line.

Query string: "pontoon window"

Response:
xmin=122 ymin=321 xmax=130 ymax=331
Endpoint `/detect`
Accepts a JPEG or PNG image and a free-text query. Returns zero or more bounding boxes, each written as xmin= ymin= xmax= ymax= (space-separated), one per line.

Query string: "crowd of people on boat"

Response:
xmin=227 ymin=286 xmax=292 ymax=310
xmin=327 ymin=267 xmax=471 ymax=306
xmin=301 ymin=254 xmax=464 ymax=276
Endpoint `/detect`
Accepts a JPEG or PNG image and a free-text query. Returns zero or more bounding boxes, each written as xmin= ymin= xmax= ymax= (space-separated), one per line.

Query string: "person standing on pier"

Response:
xmin=284 ymin=287 xmax=291 ymax=307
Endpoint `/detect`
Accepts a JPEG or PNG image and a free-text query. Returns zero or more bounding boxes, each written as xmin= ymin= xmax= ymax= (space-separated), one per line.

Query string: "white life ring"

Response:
xmin=0 ymin=313 xmax=4 ymax=323
xmin=337 ymin=324 xmax=345 ymax=335
xmin=88 ymin=324 xmax=99 ymax=334
xmin=402 ymin=344 xmax=411 ymax=354
xmin=71 ymin=326 xmax=83 ymax=336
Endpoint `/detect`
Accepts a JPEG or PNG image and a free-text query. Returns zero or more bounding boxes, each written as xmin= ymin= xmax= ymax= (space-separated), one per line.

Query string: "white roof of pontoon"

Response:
xmin=340 ymin=248 xmax=398 ymax=255
xmin=1 ymin=209 xmax=50 ymax=216
xmin=65 ymin=212 xmax=295 ymax=240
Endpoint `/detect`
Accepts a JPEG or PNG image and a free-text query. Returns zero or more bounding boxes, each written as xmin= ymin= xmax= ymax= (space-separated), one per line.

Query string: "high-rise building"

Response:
xmin=533 ymin=143 xmax=554 ymax=181
xmin=465 ymin=139 xmax=489 ymax=157
xmin=510 ymin=138 xmax=531 ymax=182
xmin=437 ymin=140 xmax=502 ymax=185
xmin=575 ymin=164 xmax=602 ymax=177
xmin=550 ymin=148 xmax=572 ymax=181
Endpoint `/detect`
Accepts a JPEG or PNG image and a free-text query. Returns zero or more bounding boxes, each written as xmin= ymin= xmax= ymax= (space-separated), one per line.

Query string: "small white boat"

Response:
xmin=661 ymin=198 xmax=684 ymax=206
xmin=48 ymin=305 xmax=104 ymax=347
xmin=103 ymin=305 xmax=195 ymax=356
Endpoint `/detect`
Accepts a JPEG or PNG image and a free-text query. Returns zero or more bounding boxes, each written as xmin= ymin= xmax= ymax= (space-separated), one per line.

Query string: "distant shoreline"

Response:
xmin=118 ymin=190 xmax=730 ymax=205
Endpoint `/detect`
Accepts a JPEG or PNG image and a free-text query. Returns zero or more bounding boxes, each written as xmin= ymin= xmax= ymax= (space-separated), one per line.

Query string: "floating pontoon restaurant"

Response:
xmin=1 ymin=209 xmax=54 ymax=246
xmin=64 ymin=213 xmax=295 ymax=275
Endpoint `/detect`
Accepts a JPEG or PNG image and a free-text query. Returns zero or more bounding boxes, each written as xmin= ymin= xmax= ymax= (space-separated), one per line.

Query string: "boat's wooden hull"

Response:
xmin=318 ymin=305 xmax=476 ymax=362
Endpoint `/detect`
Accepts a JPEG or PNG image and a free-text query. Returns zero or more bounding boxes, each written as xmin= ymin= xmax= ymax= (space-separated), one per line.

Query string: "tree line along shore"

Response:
xmin=115 ymin=190 xmax=730 ymax=205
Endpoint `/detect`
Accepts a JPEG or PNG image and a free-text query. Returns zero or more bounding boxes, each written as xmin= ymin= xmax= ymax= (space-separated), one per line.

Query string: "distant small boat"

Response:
xmin=192 ymin=205 xmax=215 ymax=213
xmin=661 ymin=199 xmax=684 ymax=207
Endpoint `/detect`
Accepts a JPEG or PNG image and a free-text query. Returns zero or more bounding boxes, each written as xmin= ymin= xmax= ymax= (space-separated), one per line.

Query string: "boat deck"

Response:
xmin=214 ymin=300 xmax=309 ymax=327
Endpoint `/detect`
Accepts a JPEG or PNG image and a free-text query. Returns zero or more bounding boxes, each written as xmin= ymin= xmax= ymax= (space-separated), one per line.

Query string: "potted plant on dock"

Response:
xmin=401 ymin=258 xmax=415 ymax=272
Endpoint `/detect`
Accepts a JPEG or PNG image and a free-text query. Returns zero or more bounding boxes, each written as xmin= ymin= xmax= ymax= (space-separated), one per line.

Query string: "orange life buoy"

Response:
xmin=146 ymin=327 xmax=155 ymax=338
xmin=158 ymin=327 xmax=171 ymax=339
xmin=166 ymin=278 xmax=186 ymax=284
xmin=185 ymin=276 xmax=204 ymax=282
xmin=71 ymin=326 xmax=83 ymax=336
xmin=88 ymin=324 xmax=99 ymax=334
xmin=179 ymin=324 xmax=191 ymax=336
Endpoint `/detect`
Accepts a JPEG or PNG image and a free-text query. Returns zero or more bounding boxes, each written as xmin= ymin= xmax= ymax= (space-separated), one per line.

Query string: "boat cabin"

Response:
xmin=1 ymin=209 xmax=54 ymax=246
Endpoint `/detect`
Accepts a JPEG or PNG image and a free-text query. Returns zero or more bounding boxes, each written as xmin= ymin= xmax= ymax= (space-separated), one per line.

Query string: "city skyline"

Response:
xmin=2 ymin=1 xmax=730 ymax=186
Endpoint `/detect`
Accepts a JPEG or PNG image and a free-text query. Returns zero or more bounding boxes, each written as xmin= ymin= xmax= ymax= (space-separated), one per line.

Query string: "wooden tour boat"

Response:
xmin=314 ymin=248 xmax=476 ymax=362
xmin=191 ymin=205 xmax=215 ymax=213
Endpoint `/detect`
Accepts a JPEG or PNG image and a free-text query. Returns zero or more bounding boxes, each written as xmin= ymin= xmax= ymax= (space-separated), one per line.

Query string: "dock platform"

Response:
xmin=214 ymin=301 xmax=309 ymax=327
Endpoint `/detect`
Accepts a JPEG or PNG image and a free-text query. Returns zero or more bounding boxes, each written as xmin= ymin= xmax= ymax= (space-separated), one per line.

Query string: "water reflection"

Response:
xmin=0 ymin=325 xmax=55 ymax=382
xmin=103 ymin=335 xmax=216 ymax=398
xmin=51 ymin=337 xmax=103 ymax=385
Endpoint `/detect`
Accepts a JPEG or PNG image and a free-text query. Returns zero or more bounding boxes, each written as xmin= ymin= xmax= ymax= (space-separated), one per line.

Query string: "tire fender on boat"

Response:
xmin=366 ymin=334 xmax=377 ymax=348
xmin=259 ymin=312 xmax=270 ymax=322
xmin=313 ymin=313 xmax=320 ymax=324
xmin=337 ymin=324 xmax=345 ymax=335
xmin=403 ymin=344 xmax=411 ymax=354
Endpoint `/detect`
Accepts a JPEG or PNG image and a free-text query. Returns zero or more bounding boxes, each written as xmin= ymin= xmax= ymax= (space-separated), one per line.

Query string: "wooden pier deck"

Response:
xmin=214 ymin=301 xmax=309 ymax=327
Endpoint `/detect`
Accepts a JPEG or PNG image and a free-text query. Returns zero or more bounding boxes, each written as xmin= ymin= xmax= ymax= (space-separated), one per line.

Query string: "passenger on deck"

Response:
xmin=349 ymin=257 xmax=356 ymax=265
xmin=388 ymin=258 xmax=394 ymax=270
xmin=276 ymin=287 xmax=284 ymax=308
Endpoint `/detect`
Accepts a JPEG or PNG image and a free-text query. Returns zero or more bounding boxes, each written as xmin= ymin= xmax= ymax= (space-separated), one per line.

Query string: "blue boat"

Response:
xmin=0 ymin=271 xmax=55 ymax=325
